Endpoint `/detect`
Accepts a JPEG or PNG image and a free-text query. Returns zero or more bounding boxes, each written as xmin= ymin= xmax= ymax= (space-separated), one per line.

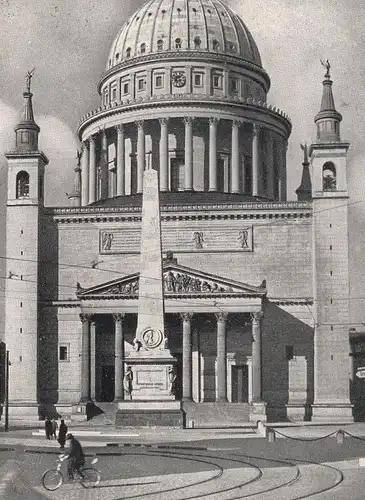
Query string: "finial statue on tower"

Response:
xmin=300 ymin=143 xmax=309 ymax=164
xmin=25 ymin=68 xmax=35 ymax=93
xmin=320 ymin=59 xmax=331 ymax=79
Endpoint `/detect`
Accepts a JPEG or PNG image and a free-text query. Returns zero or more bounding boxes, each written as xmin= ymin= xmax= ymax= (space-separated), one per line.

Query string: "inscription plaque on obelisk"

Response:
xmin=116 ymin=165 xmax=182 ymax=426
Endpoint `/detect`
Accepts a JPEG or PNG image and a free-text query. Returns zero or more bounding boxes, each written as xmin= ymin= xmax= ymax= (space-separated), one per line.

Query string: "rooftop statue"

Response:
xmin=320 ymin=59 xmax=331 ymax=78
xmin=300 ymin=143 xmax=309 ymax=164
xmin=25 ymin=68 xmax=35 ymax=93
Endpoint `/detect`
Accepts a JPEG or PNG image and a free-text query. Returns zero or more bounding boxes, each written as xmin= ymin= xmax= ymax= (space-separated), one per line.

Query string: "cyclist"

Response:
xmin=64 ymin=433 xmax=85 ymax=480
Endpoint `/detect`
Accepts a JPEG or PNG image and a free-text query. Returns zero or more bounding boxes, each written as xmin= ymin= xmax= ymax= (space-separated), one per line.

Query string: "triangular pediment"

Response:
xmin=77 ymin=263 xmax=266 ymax=299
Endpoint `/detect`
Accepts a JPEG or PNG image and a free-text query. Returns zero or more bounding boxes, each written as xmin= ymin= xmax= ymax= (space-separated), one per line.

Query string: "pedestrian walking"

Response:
xmin=51 ymin=419 xmax=58 ymax=440
xmin=57 ymin=419 xmax=68 ymax=450
xmin=45 ymin=417 xmax=52 ymax=440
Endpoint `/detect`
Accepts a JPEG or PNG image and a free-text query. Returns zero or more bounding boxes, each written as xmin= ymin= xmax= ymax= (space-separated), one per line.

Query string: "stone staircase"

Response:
xmin=182 ymin=402 xmax=251 ymax=428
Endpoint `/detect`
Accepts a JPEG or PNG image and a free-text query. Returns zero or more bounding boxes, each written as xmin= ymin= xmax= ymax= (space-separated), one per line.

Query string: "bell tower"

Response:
xmin=310 ymin=61 xmax=352 ymax=421
xmin=4 ymin=70 xmax=49 ymax=421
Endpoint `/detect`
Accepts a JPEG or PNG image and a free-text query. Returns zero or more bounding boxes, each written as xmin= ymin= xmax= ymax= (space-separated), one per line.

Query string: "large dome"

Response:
xmin=106 ymin=0 xmax=262 ymax=71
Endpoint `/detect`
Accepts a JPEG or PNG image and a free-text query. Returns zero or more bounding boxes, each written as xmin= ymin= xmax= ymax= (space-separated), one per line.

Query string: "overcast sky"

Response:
xmin=0 ymin=0 xmax=365 ymax=323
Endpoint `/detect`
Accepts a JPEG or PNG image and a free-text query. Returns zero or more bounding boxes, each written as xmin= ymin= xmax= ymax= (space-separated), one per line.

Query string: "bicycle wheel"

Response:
xmin=42 ymin=469 xmax=63 ymax=491
xmin=80 ymin=467 xmax=100 ymax=488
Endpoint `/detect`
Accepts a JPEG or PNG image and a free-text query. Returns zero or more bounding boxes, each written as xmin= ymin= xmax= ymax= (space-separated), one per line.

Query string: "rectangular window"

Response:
xmin=212 ymin=74 xmax=222 ymax=89
xmin=103 ymin=90 xmax=109 ymax=105
xmin=123 ymin=82 xmax=129 ymax=95
xmin=59 ymin=345 xmax=69 ymax=362
xmin=155 ymin=75 xmax=163 ymax=88
xmin=193 ymin=73 xmax=203 ymax=87
xmin=286 ymin=345 xmax=294 ymax=360
xmin=137 ymin=78 xmax=146 ymax=91
xmin=21 ymin=131 xmax=29 ymax=143
xmin=170 ymin=157 xmax=185 ymax=192
xmin=230 ymin=78 xmax=239 ymax=93
xmin=111 ymin=86 xmax=117 ymax=100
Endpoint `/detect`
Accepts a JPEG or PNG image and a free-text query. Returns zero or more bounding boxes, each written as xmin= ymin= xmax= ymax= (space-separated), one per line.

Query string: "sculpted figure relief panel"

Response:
xmin=99 ymin=226 xmax=253 ymax=254
xmin=99 ymin=271 xmax=238 ymax=296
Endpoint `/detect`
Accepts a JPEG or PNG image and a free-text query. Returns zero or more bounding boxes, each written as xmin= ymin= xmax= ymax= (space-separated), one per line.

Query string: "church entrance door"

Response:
xmin=99 ymin=365 xmax=115 ymax=402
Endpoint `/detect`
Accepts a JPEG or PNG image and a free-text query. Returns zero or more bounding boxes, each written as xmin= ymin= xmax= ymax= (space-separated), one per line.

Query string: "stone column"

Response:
xmin=100 ymin=128 xmax=109 ymax=199
xmin=181 ymin=313 xmax=193 ymax=401
xmin=266 ymin=133 xmax=275 ymax=200
xmin=184 ymin=117 xmax=194 ymax=191
xmin=252 ymin=124 xmax=260 ymax=197
xmin=90 ymin=319 xmax=96 ymax=400
xmin=209 ymin=118 xmax=218 ymax=191
xmin=251 ymin=312 xmax=263 ymax=402
xmin=88 ymin=135 xmax=96 ymax=204
xmin=137 ymin=120 xmax=145 ymax=193
xmin=116 ymin=125 xmax=125 ymax=196
xmin=81 ymin=142 xmax=89 ymax=206
xmin=159 ymin=118 xmax=169 ymax=191
xmin=216 ymin=312 xmax=228 ymax=402
xmin=79 ymin=314 xmax=91 ymax=402
xmin=113 ymin=313 xmax=125 ymax=401
xmin=231 ymin=120 xmax=241 ymax=194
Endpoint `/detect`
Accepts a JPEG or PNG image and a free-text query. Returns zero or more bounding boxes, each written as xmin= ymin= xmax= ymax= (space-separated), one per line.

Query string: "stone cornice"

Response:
xmin=5 ymin=150 xmax=49 ymax=165
xmin=77 ymin=94 xmax=291 ymax=139
xmin=98 ymin=50 xmax=271 ymax=93
xmin=270 ymin=298 xmax=314 ymax=306
xmin=46 ymin=201 xmax=312 ymax=224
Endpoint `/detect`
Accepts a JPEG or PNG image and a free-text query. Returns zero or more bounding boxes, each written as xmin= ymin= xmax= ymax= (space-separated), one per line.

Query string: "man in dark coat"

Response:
xmin=57 ymin=419 xmax=68 ymax=450
xmin=44 ymin=417 xmax=52 ymax=440
xmin=65 ymin=433 xmax=85 ymax=480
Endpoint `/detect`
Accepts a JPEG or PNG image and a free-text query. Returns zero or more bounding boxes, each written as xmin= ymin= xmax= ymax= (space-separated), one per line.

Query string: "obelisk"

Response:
xmin=135 ymin=166 xmax=165 ymax=343
xmin=116 ymin=165 xmax=182 ymax=426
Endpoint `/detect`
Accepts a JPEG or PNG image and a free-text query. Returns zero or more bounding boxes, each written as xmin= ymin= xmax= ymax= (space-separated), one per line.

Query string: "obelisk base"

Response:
xmin=116 ymin=401 xmax=183 ymax=428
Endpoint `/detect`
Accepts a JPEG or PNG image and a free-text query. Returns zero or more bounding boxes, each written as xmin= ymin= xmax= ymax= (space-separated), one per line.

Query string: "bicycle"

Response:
xmin=42 ymin=453 xmax=101 ymax=491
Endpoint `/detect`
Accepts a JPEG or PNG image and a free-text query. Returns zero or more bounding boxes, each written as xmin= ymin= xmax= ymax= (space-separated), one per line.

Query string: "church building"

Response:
xmin=3 ymin=0 xmax=358 ymax=425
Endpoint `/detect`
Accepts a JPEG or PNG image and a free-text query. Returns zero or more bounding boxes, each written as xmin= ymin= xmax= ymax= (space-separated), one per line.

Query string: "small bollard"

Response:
xmin=336 ymin=430 xmax=345 ymax=445
xmin=268 ymin=428 xmax=276 ymax=443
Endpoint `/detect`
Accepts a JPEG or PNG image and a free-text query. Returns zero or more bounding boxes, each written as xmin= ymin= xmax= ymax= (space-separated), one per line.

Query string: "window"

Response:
xmin=123 ymin=82 xmax=129 ymax=95
xmin=16 ymin=171 xmax=30 ymax=198
xmin=323 ymin=161 xmax=336 ymax=191
xmin=157 ymin=39 xmax=164 ymax=51
xmin=213 ymin=74 xmax=222 ymax=89
xmin=175 ymin=38 xmax=182 ymax=49
xmin=115 ymin=53 xmax=120 ymax=61
xmin=155 ymin=75 xmax=163 ymax=88
xmin=230 ymin=78 xmax=239 ymax=93
xmin=140 ymin=42 xmax=146 ymax=54
xmin=59 ymin=345 xmax=69 ymax=362
xmin=126 ymin=47 xmax=131 ymax=58
xmin=194 ymin=73 xmax=203 ymax=87
xmin=21 ymin=131 xmax=29 ymax=143
xmin=137 ymin=78 xmax=146 ymax=91
xmin=170 ymin=158 xmax=185 ymax=191
xmin=103 ymin=89 xmax=109 ymax=105
xmin=111 ymin=86 xmax=117 ymax=101
xmin=194 ymin=36 xmax=201 ymax=49
xmin=286 ymin=346 xmax=294 ymax=360
xmin=212 ymin=39 xmax=220 ymax=51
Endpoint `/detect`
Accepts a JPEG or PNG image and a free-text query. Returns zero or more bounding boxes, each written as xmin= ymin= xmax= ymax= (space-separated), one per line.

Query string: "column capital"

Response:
xmin=136 ymin=120 xmax=145 ymax=130
xmin=81 ymin=141 xmax=89 ymax=151
xmin=180 ymin=312 xmax=194 ymax=322
xmin=159 ymin=117 xmax=169 ymax=126
xmin=251 ymin=311 xmax=264 ymax=324
xmin=80 ymin=313 xmax=93 ymax=324
xmin=89 ymin=134 xmax=97 ymax=145
xmin=215 ymin=312 xmax=228 ymax=323
xmin=116 ymin=124 xmax=124 ymax=135
xmin=233 ymin=119 xmax=243 ymax=128
xmin=113 ymin=313 xmax=125 ymax=323
xmin=183 ymin=116 xmax=194 ymax=125
xmin=209 ymin=117 xmax=219 ymax=126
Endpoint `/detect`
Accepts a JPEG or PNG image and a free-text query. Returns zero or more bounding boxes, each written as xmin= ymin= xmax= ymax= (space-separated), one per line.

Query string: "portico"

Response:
xmin=62 ymin=262 xmax=267 ymax=422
